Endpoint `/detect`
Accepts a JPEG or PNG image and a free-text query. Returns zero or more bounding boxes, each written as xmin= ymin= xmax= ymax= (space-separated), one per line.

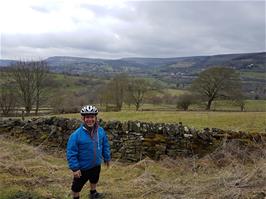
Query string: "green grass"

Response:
xmin=6 ymin=99 xmax=266 ymax=133
xmin=245 ymin=100 xmax=266 ymax=111
xmin=53 ymin=111 xmax=266 ymax=133
xmin=240 ymin=71 xmax=266 ymax=79
xmin=110 ymin=99 xmax=266 ymax=112
xmin=164 ymin=88 xmax=189 ymax=96
xmin=121 ymin=100 xmax=266 ymax=112
xmin=49 ymin=73 xmax=103 ymax=92
xmin=211 ymin=100 xmax=266 ymax=112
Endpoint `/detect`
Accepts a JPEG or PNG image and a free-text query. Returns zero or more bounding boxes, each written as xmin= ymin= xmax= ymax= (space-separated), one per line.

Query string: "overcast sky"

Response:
xmin=0 ymin=0 xmax=265 ymax=60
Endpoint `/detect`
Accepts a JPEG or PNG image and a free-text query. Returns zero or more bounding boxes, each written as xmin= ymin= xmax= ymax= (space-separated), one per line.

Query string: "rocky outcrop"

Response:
xmin=0 ymin=117 xmax=265 ymax=162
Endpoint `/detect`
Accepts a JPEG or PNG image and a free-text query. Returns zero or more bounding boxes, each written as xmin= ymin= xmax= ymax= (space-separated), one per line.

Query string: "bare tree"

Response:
xmin=109 ymin=73 xmax=129 ymax=111
xmin=232 ymin=92 xmax=246 ymax=111
xmin=190 ymin=67 xmax=242 ymax=110
xmin=116 ymin=74 xmax=129 ymax=110
xmin=0 ymin=86 xmax=17 ymax=116
xmin=234 ymin=99 xmax=246 ymax=112
xmin=50 ymin=90 xmax=82 ymax=114
xmin=9 ymin=61 xmax=35 ymax=115
xmin=124 ymin=93 xmax=134 ymax=109
xmin=98 ymin=85 xmax=114 ymax=111
xmin=99 ymin=73 xmax=129 ymax=111
xmin=127 ymin=78 xmax=150 ymax=111
xmin=33 ymin=61 xmax=49 ymax=115
xmin=9 ymin=60 xmax=49 ymax=115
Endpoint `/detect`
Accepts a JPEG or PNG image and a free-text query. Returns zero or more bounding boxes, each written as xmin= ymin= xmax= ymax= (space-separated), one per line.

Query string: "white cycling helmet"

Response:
xmin=80 ymin=105 xmax=98 ymax=116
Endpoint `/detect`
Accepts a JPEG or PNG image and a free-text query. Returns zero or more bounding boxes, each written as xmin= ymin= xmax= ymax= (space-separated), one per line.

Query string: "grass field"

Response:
xmin=162 ymin=88 xmax=189 ymax=96
xmin=240 ymin=71 xmax=266 ymax=80
xmin=4 ymin=99 xmax=266 ymax=133
xmin=121 ymin=100 xmax=266 ymax=112
xmin=211 ymin=100 xmax=266 ymax=112
xmin=0 ymin=135 xmax=265 ymax=199
xmin=51 ymin=111 xmax=266 ymax=133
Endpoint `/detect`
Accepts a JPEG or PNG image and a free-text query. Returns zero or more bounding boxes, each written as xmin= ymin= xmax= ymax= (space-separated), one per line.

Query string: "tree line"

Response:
xmin=0 ymin=60 xmax=244 ymax=116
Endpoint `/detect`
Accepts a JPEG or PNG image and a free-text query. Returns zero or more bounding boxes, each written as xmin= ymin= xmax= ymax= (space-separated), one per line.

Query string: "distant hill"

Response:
xmin=43 ymin=52 xmax=265 ymax=75
xmin=0 ymin=59 xmax=16 ymax=67
xmin=1 ymin=52 xmax=265 ymax=98
xmin=1 ymin=52 xmax=265 ymax=75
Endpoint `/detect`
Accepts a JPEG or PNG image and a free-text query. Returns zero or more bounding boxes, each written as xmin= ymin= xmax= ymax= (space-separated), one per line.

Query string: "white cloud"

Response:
xmin=0 ymin=0 xmax=265 ymax=59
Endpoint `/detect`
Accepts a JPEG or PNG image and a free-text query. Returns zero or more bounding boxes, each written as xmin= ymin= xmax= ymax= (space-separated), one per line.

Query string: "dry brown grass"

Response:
xmin=0 ymin=136 xmax=265 ymax=199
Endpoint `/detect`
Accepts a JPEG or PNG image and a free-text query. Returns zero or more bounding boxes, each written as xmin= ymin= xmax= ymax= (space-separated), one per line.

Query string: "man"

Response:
xmin=67 ymin=105 xmax=111 ymax=199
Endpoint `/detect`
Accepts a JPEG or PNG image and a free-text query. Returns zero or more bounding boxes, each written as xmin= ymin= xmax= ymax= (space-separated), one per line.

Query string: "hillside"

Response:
xmin=1 ymin=52 xmax=265 ymax=75
xmin=45 ymin=52 xmax=266 ymax=75
xmin=1 ymin=52 xmax=265 ymax=98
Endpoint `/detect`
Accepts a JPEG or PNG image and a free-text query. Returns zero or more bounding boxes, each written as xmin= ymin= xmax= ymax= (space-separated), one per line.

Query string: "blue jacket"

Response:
xmin=66 ymin=123 xmax=111 ymax=171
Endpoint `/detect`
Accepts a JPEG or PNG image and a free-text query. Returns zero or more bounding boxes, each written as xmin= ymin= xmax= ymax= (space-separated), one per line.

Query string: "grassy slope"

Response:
xmin=1 ymin=70 xmax=266 ymax=111
xmin=0 ymin=137 xmax=265 ymax=199
xmin=0 ymin=72 xmax=106 ymax=95
xmin=0 ymin=137 xmax=70 ymax=198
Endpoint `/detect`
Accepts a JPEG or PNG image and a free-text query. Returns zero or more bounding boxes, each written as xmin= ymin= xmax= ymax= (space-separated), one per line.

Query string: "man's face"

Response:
xmin=82 ymin=115 xmax=96 ymax=127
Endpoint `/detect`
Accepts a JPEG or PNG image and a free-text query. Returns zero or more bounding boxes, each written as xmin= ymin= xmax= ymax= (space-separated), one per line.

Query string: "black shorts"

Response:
xmin=71 ymin=165 xmax=101 ymax=192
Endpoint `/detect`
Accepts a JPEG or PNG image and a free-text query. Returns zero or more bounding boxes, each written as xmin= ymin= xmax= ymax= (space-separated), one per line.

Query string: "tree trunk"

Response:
xmin=35 ymin=91 xmax=40 ymax=115
xmin=116 ymin=101 xmax=122 ymax=111
xmin=136 ymin=102 xmax=140 ymax=111
xmin=35 ymin=100 xmax=39 ymax=115
xmin=25 ymin=105 xmax=31 ymax=115
xmin=206 ymin=99 xmax=212 ymax=110
xmin=240 ymin=104 xmax=245 ymax=112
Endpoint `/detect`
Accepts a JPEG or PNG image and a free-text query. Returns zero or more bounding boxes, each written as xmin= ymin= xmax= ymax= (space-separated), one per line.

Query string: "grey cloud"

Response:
xmin=115 ymin=1 xmax=265 ymax=56
xmin=81 ymin=3 xmax=138 ymax=22
xmin=2 ymin=1 xmax=265 ymax=59
xmin=3 ymin=31 xmax=113 ymax=50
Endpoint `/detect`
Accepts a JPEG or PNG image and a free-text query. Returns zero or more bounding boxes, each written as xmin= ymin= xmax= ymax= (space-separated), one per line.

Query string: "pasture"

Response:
xmin=53 ymin=111 xmax=266 ymax=133
xmin=4 ymin=99 xmax=266 ymax=133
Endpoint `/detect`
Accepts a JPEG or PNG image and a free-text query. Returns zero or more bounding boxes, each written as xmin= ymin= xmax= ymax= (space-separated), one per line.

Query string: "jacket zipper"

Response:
xmin=92 ymin=124 xmax=98 ymax=166
xmin=84 ymin=124 xmax=98 ymax=167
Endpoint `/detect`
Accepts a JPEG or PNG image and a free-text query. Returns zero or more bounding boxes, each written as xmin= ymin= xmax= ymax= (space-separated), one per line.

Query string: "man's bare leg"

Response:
xmin=90 ymin=183 xmax=97 ymax=191
xmin=72 ymin=191 xmax=80 ymax=199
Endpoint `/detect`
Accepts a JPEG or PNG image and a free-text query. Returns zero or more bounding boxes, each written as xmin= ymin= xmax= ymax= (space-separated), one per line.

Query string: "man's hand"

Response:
xmin=73 ymin=170 xmax=82 ymax=178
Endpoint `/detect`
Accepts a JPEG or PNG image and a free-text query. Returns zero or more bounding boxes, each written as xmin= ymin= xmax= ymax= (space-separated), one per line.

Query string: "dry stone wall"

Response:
xmin=0 ymin=117 xmax=265 ymax=162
